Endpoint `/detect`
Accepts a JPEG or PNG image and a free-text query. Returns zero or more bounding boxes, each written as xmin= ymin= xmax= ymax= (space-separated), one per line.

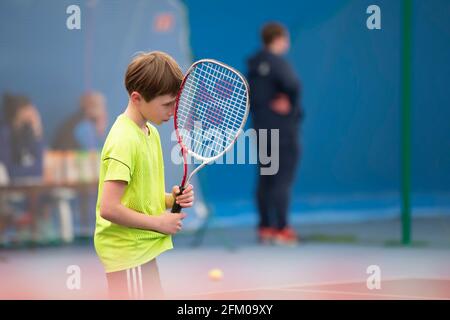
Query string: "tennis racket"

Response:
xmin=171 ymin=59 xmax=250 ymax=213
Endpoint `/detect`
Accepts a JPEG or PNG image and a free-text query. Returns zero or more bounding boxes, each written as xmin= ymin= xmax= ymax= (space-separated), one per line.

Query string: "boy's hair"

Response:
xmin=125 ymin=51 xmax=183 ymax=102
xmin=261 ymin=22 xmax=287 ymax=47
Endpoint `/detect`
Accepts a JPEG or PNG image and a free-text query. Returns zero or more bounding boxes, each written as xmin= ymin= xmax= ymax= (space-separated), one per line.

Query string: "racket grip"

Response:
xmin=171 ymin=186 xmax=185 ymax=213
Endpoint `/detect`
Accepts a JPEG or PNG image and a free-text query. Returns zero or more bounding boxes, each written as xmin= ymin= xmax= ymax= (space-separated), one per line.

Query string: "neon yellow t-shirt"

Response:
xmin=94 ymin=114 xmax=172 ymax=273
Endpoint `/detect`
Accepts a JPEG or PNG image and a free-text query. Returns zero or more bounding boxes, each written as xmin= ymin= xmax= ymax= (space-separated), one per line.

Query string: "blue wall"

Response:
xmin=1 ymin=0 xmax=449 ymax=218
xmin=412 ymin=0 xmax=450 ymax=192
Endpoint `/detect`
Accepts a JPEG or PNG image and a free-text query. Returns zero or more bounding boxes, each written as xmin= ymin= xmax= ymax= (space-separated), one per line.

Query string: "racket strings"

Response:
xmin=176 ymin=61 xmax=248 ymax=159
xmin=180 ymin=64 xmax=247 ymax=133
xmin=195 ymin=64 xmax=246 ymax=130
xmin=182 ymin=77 xmax=242 ymax=157
xmin=184 ymin=66 xmax=246 ymax=132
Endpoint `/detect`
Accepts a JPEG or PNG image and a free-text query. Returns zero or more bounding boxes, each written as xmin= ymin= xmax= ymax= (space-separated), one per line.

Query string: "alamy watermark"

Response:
xmin=366 ymin=5 xmax=381 ymax=30
xmin=170 ymin=125 xmax=280 ymax=176
xmin=66 ymin=5 xmax=81 ymax=30
xmin=66 ymin=265 xmax=81 ymax=290
xmin=366 ymin=265 xmax=381 ymax=290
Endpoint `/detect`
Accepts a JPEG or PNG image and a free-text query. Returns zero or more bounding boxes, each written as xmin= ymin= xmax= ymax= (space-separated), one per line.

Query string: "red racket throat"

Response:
xmin=173 ymin=71 xmax=191 ymax=189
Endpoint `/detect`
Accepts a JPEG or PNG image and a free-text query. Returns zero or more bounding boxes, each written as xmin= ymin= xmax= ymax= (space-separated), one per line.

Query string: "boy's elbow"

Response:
xmin=100 ymin=203 xmax=115 ymax=221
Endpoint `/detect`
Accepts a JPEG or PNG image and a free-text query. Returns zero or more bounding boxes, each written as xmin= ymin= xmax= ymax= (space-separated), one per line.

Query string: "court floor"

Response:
xmin=1 ymin=240 xmax=449 ymax=300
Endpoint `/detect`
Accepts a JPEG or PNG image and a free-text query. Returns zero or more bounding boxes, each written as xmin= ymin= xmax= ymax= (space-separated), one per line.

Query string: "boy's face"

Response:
xmin=136 ymin=94 xmax=177 ymax=125
xmin=273 ymin=34 xmax=290 ymax=55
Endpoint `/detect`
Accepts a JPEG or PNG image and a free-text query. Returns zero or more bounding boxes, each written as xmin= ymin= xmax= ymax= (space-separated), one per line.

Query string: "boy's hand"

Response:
xmin=157 ymin=211 xmax=187 ymax=235
xmin=270 ymin=93 xmax=291 ymax=115
xmin=172 ymin=184 xmax=194 ymax=208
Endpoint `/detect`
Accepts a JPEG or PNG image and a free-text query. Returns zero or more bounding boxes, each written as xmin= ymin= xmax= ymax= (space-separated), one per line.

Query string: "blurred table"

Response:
xmin=0 ymin=181 xmax=98 ymax=243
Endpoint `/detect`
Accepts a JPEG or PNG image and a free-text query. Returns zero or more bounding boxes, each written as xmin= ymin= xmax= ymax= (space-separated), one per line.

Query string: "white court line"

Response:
xmin=269 ymin=288 xmax=449 ymax=300
xmin=180 ymin=277 xmax=450 ymax=300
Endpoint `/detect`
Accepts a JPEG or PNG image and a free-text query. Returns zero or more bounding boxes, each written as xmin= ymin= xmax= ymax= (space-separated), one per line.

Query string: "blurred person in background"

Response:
xmin=52 ymin=91 xmax=107 ymax=151
xmin=247 ymin=22 xmax=304 ymax=245
xmin=0 ymin=94 xmax=44 ymax=182
xmin=0 ymin=93 xmax=50 ymax=245
xmin=52 ymin=91 xmax=108 ymax=238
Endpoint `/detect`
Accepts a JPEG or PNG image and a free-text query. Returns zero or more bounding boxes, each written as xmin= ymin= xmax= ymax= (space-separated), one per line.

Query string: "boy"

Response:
xmin=94 ymin=51 xmax=194 ymax=299
xmin=247 ymin=22 xmax=302 ymax=245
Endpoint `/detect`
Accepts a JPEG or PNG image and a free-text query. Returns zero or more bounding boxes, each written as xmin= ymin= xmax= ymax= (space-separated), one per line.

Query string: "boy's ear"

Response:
xmin=130 ymin=91 xmax=142 ymax=104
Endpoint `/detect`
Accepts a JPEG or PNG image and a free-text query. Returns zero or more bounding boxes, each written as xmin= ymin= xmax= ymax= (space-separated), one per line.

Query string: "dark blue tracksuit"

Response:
xmin=247 ymin=50 xmax=303 ymax=229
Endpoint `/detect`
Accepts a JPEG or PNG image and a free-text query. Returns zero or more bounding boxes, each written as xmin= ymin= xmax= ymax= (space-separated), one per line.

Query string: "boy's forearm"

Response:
xmin=101 ymin=204 xmax=162 ymax=232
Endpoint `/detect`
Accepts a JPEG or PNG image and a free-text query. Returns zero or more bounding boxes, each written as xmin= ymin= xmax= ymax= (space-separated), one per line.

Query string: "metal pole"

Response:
xmin=401 ymin=0 xmax=413 ymax=245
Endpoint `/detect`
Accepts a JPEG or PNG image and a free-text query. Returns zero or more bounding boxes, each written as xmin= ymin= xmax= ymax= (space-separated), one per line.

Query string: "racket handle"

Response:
xmin=171 ymin=186 xmax=185 ymax=213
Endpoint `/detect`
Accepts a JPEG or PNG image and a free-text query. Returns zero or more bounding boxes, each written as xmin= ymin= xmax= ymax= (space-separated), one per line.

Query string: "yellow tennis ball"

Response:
xmin=208 ymin=268 xmax=223 ymax=281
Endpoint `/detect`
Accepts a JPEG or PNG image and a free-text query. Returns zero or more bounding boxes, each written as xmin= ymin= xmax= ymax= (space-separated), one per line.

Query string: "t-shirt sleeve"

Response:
xmin=102 ymin=135 xmax=135 ymax=183
xmin=103 ymin=158 xmax=131 ymax=183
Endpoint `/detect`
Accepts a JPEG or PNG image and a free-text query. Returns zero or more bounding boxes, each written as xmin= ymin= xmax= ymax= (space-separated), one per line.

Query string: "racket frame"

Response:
xmin=173 ymin=59 xmax=250 ymax=189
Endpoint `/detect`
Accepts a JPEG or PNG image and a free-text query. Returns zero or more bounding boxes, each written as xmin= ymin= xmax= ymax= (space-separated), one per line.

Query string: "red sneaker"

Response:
xmin=274 ymin=227 xmax=299 ymax=246
xmin=258 ymin=227 xmax=276 ymax=244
